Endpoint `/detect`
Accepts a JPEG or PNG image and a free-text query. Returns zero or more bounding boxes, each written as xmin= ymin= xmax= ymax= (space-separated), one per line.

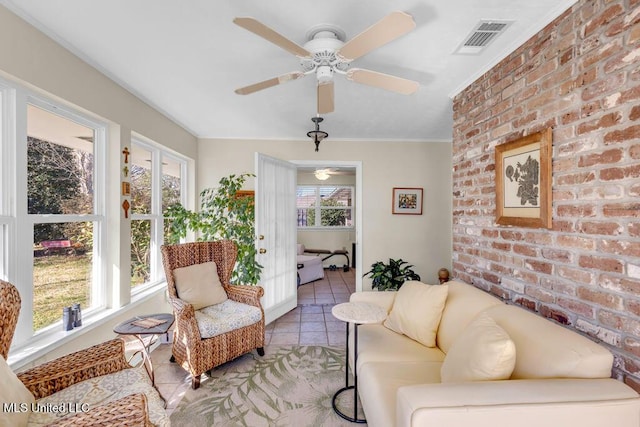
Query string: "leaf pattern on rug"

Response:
xmin=170 ymin=345 xmax=366 ymax=427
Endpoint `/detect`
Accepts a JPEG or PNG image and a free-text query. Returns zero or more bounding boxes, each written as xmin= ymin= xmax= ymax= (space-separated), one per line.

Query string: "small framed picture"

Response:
xmin=121 ymin=181 xmax=130 ymax=196
xmin=392 ymin=187 xmax=423 ymax=215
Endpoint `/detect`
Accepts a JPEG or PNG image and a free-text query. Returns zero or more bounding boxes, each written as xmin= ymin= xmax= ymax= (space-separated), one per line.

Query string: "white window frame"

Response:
xmin=0 ymin=80 xmax=108 ymax=346
xmin=0 ymin=82 xmax=13 ymax=281
xmin=27 ymin=96 xmax=107 ymax=336
xmin=130 ymin=136 xmax=187 ymax=293
xmin=297 ymin=185 xmax=355 ymax=230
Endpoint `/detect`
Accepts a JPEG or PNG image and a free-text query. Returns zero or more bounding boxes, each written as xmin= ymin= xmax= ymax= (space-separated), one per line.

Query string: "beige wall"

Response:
xmin=0 ymin=6 xmax=196 ymax=158
xmin=198 ymin=138 xmax=453 ymax=289
xmin=0 ymin=5 xmax=193 ymax=367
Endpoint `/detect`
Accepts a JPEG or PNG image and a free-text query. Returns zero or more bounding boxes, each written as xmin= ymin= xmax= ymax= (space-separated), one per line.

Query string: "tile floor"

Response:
xmin=150 ymin=267 xmax=356 ymax=415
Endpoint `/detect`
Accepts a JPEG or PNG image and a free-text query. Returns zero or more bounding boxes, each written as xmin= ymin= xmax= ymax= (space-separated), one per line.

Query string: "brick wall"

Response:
xmin=452 ymin=0 xmax=640 ymax=390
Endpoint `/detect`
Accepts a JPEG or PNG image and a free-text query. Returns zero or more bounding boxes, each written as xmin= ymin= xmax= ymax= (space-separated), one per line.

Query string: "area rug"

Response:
xmin=170 ymin=345 xmax=366 ymax=427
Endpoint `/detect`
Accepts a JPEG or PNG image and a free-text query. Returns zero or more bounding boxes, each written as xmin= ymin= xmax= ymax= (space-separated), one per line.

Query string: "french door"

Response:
xmin=254 ymin=153 xmax=297 ymax=324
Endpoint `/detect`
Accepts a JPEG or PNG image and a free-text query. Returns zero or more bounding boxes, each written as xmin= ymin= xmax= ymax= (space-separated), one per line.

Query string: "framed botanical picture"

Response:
xmin=392 ymin=187 xmax=423 ymax=215
xmin=495 ymin=127 xmax=552 ymax=228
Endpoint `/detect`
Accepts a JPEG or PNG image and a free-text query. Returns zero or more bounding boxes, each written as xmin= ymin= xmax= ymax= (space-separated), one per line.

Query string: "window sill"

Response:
xmin=297 ymin=227 xmax=355 ymax=231
xmin=7 ymin=282 xmax=167 ymax=371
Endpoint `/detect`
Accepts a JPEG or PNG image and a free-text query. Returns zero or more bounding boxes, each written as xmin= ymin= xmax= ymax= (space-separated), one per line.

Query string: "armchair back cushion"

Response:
xmin=0 ymin=355 xmax=34 ymax=427
xmin=173 ymin=261 xmax=227 ymax=310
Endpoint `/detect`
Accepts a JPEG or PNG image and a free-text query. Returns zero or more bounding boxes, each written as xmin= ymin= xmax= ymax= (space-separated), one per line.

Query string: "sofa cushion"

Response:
xmin=351 ymin=323 xmax=446 ymax=372
xmin=297 ymin=254 xmax=324 ymax=285
xmin=26 ymin=366 xmax=169 ymax=427
xmin=349 ymin=291 xmax=396 ymax=314
xmin=483 ymin=304 xmax=614 ymax=379
xmin=440 ymin=312 xmax=516 ymax=382
xmin=0 ymin=355 xmax=35 ymax=427
xmin=195 ymin=299 xmax=262 ymax=339
xmin=383 ymin=281 xmax=448 ymax=347
xmin=173 ymin=261 xmax=227 ymax=310
xmin=358 ymin=361 xmax=442 ymax=427
xmin=436 ymin=281 xmax=504 ymax=353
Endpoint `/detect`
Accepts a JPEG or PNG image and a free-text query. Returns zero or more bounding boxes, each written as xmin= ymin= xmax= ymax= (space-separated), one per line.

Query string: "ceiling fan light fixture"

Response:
xmin=314 ymin=168 xmax=331 ymax=180
xmin=307 ymin=116 xmax=328 ymax=152
xmin=316 ymin=65 xmax=333 ymax=83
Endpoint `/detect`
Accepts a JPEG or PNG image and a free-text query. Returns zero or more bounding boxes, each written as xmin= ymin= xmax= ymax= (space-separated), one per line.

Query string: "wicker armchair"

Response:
xmin=0 ymin=280 xmax=161 ymax=426
xmin=161 ymin=240 xmax=266 ymax=389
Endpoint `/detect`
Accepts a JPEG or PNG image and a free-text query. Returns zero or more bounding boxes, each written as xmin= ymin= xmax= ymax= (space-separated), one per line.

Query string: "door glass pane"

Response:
xmin=27 ymin=105 xmax=94 ymax=215
xmin=131 ymin=144 xmax=152 ymax=214
xmin=33 ymin=222 xmax=93 ymax=331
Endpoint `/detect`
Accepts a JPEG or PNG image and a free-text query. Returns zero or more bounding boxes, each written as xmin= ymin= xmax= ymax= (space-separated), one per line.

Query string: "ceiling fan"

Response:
xmin=313 ymin=167 xmax=353 ymax=180
xmin=233 ymin=11 xmax=419 ymax=114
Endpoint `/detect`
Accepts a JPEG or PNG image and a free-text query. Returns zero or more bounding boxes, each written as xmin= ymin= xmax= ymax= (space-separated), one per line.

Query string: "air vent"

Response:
xmin=454 ymin=20 xmax=512 ymax=55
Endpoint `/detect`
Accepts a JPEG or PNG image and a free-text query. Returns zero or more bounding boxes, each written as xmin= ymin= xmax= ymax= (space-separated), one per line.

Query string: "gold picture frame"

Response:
xmin=392 ymin=187 xmax=423 ymax=215
xmin=495 ymin=128 xmax=552 ymax=228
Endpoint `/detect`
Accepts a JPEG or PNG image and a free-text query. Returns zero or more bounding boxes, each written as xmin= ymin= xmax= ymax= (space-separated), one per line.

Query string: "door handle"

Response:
xmin=259 ymin=248 xmax=267 ymax=254
xmin=258 ymin=235 xmax=264 ymax=240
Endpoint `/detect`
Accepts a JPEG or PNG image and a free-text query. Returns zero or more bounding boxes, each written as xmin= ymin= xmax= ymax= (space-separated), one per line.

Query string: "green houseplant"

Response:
xmin=165 ymin=173 xmax=262 ymax=285
xmin=363 ymin=258 xmax=421 ymax=291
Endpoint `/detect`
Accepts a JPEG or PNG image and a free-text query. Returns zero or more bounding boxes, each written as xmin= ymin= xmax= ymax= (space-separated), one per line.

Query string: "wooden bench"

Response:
xmin=40 ymin=240 xmax=75 ymax=255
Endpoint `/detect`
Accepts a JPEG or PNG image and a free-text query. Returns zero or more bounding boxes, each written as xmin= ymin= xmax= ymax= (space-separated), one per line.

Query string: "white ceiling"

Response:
xmin=2 ymin=0 xmax=576 ymax=142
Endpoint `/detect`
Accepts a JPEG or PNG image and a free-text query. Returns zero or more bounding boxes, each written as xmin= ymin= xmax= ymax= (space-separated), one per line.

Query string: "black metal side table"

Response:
xmin=331 ymin=302 xmax=387 ymax=423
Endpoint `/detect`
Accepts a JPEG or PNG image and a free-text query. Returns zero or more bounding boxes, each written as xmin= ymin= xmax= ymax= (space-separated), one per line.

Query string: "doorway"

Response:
xmin=292 ymin=160 xmax=362 ymax=293
xmin=257 ymin=158 xmax=362 ymax=345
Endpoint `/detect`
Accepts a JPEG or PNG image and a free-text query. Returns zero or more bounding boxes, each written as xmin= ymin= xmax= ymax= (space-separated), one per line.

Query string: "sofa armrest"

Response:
xmin=349 ymin=291 xmax=396 ymax=313
xmin=397 ymin=378 xmax=640 ymax=427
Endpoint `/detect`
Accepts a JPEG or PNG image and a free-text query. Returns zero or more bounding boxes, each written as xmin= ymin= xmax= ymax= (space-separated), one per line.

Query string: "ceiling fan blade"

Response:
xmin=235 ymin=71 xmax=305 ymax=95
xmin=317 ymin=82 xmax=335 ymax=114
xmin=234 ymin=17 xmax=312 ymax=58
xmin=337 ymin=11 xmax=416 ymax=61
xmin=346 ymin=68 xmax=419 ymax=95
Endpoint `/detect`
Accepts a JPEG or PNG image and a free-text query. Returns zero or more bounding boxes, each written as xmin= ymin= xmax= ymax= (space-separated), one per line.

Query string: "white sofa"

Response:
xmin=349 ymin=280 xmax=640 ymax=427
xmin=297 ymin=244 xmax=324 ymax=285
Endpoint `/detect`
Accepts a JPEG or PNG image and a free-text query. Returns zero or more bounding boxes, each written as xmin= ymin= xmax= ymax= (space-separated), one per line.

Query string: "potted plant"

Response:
xmin=363 ymin=258 xmax=421 ymax=291
xmin=165 ymin=173 xmax=262 ymax=285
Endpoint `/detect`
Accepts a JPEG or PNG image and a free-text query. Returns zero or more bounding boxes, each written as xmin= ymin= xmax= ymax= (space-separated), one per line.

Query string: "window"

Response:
xmin=27 ymin=101 xmax=105 ymax=332
xmin=130 ymin=140 xmax=185 ymax=289
xmin=297 ymin=186 xmax=354 ymax=228
xmin=0 ymin=76 xmax=192 ymax=352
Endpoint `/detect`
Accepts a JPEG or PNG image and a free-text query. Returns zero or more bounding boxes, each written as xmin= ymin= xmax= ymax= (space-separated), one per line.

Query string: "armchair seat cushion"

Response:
xmin=196 ymin=299 xmax=263 ymax=339
xmin=27 ymin=366 xmax=169 ymax=427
